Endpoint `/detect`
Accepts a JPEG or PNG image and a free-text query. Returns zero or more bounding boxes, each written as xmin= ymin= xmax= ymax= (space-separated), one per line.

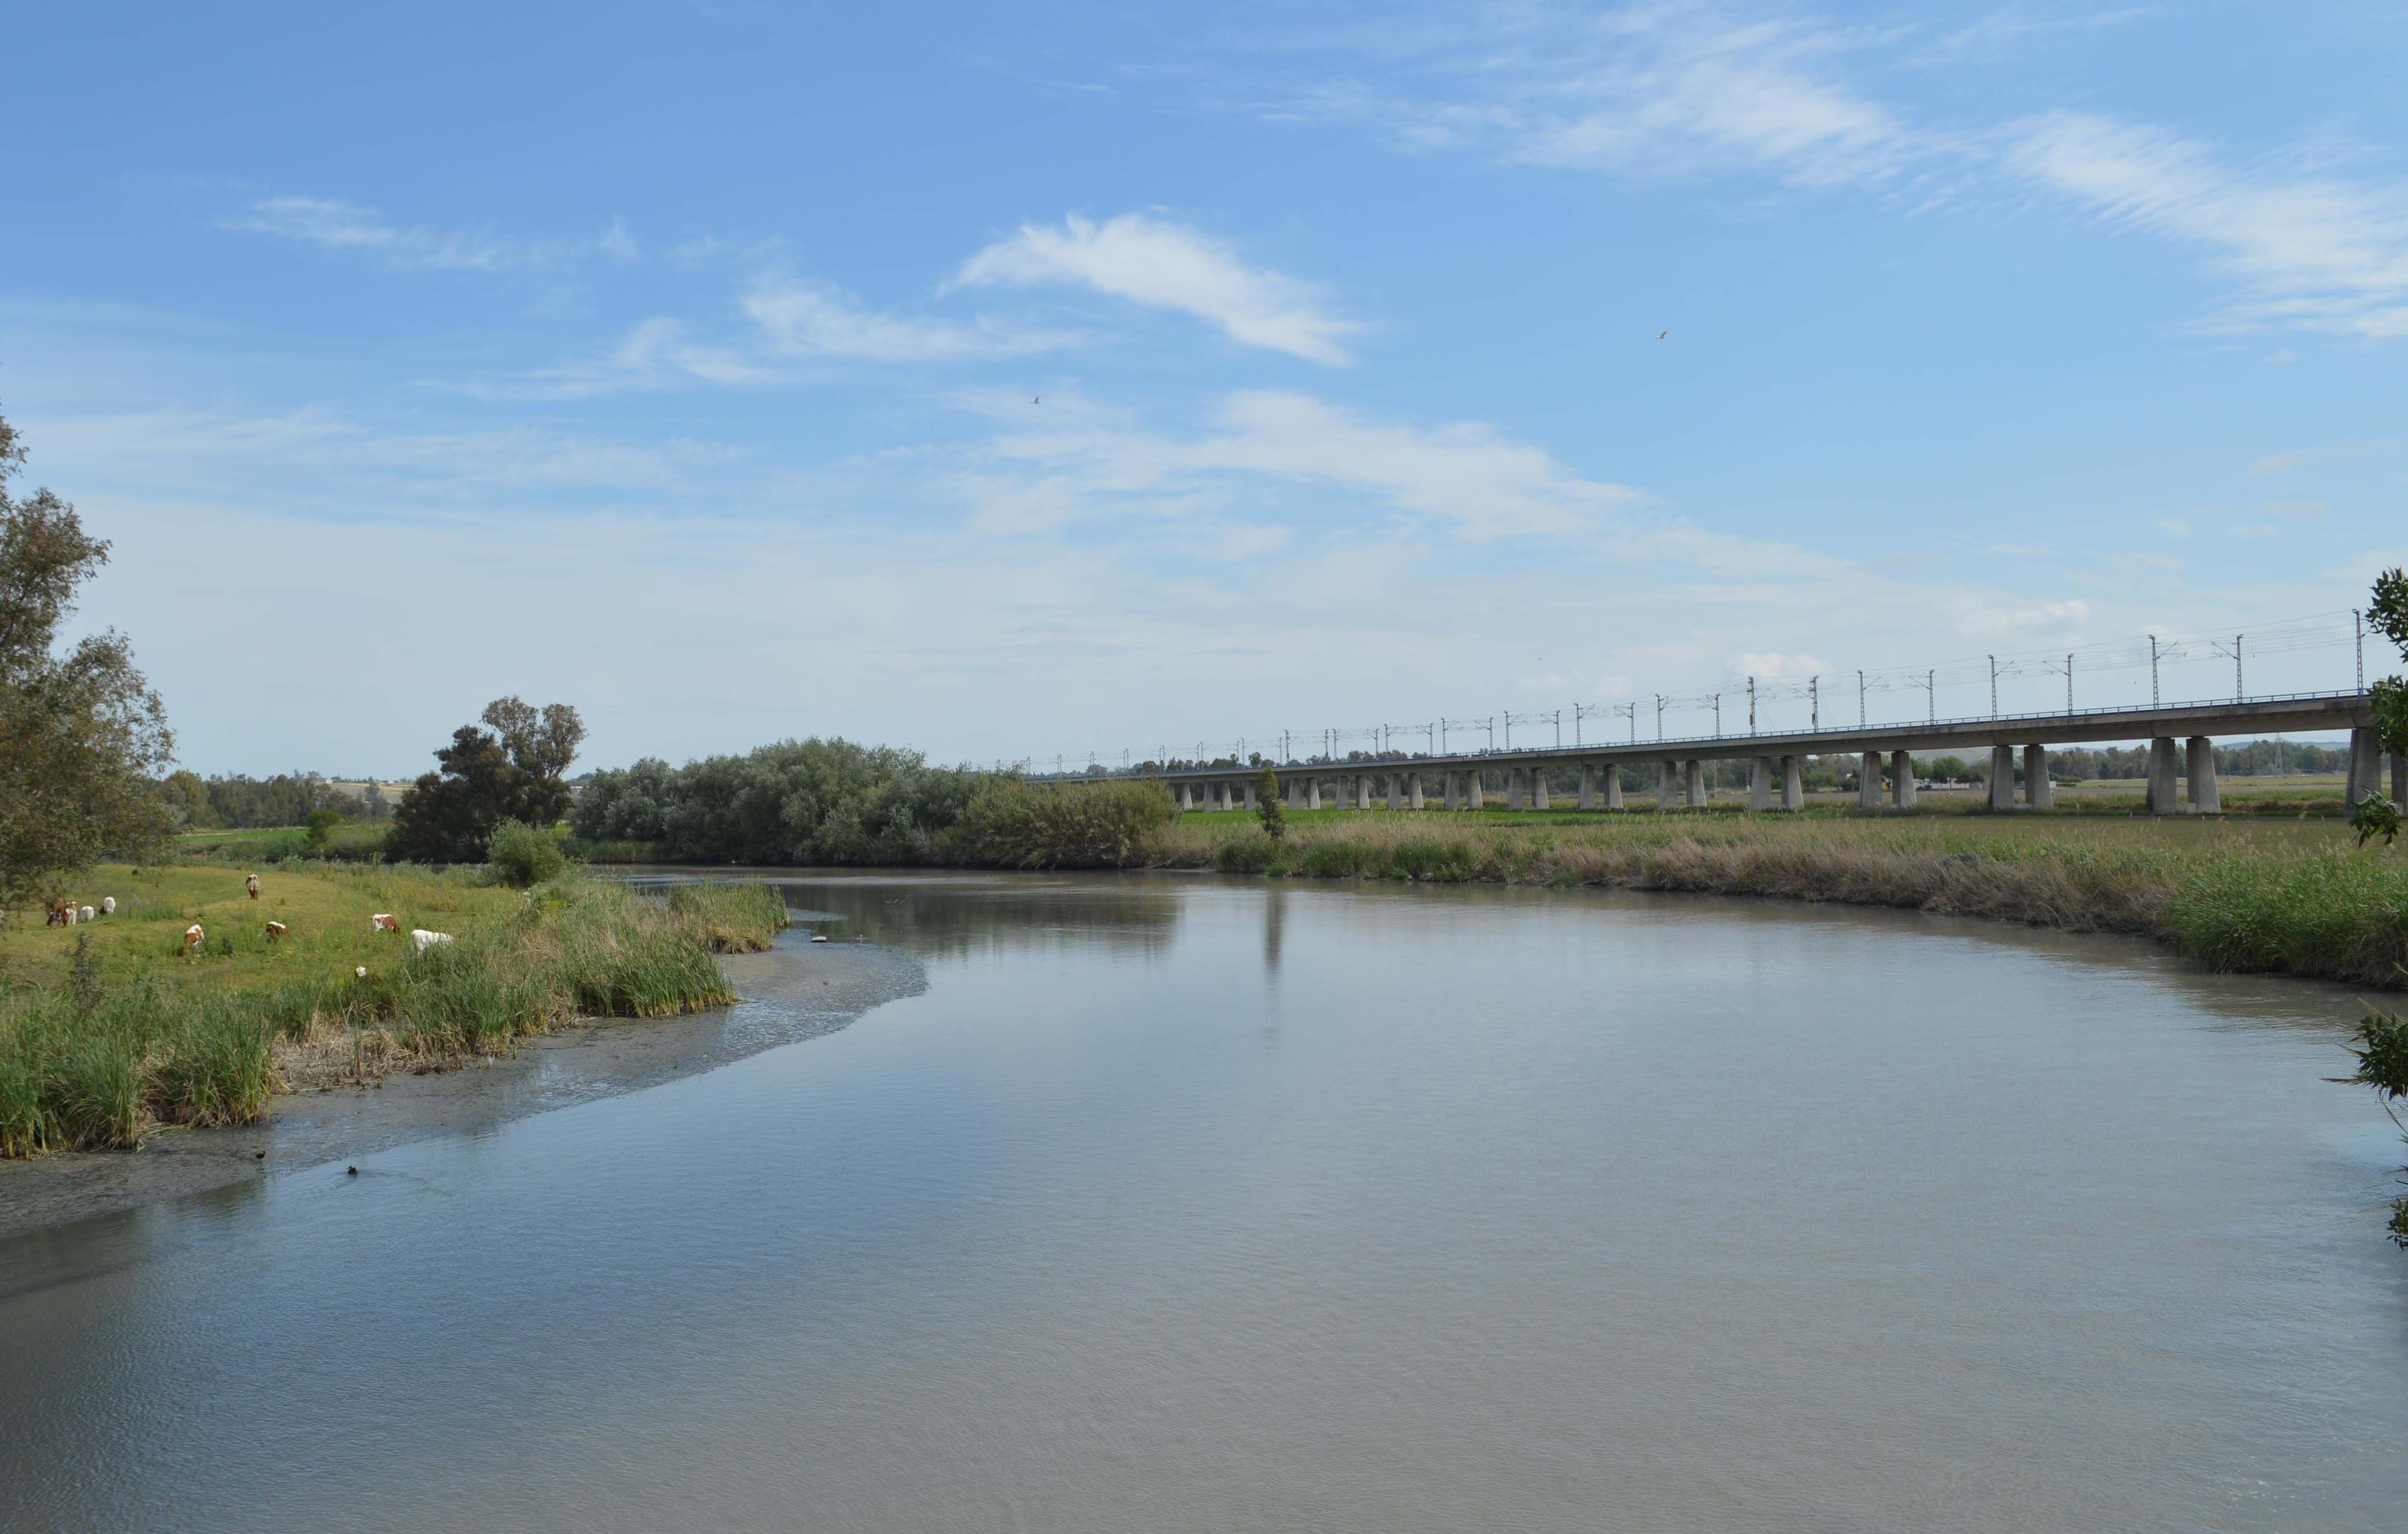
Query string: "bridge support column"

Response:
xmin=2187 ymin=737 xmax=2219 ymax=814
xmin=1749 ymin=757 xmax=1772 ymax=812
xmin=1176 ymin=783 xmax=1192 ymax=812
xmin=2345 ymin=727 xmax=2380 ymax=806
xmin=1465 ymin=771 xmax=1485 ymax=810
xmin=1578 ymin=763 xmax=1596 ymax=810
xmin=1408 ymin=771 xmax=1425 ymax=810
xmin=1781 ymin=755 xmax=1804 ymax=812
xmin=1656 ymin=763 xmax=1676 ymax=812
xmin=1357 ymin=776 xmax=1373 ymax=810
xmin=1891 ymin=750 xmax=1916 ymax=810
xmin=1603 ymin=768 xmax=1624 ymax=810
xmin=1244 ymin=779 xmax=1258 ymax=811
xmin=1505 ymin=768 xmax=1524 ymax=810
xmin=1306 ymin=777 xmax=1323 ymax=812
xmin=1988 ymin=746 xmax=2016 ymax=811
xmin=2145 ymin=738 xmax=2180 ymax=814
xmin=1684 ymin=759 xmax=1707 ymax=809
xmin=1443 ymin=772 xmax=1457 ymax=810
xmin=1384 ymin=774 xmax=1399 ymax=810
xmin=2394 ymin=753 xmax=2407 ymax=806
xmin=2023 ymin=746 xmax=2052 ymax=809
xmin=1531 ymin=769 xmax=1550 ymax=810
xmin=1858 ymin=752 xmax=1882 ymax=810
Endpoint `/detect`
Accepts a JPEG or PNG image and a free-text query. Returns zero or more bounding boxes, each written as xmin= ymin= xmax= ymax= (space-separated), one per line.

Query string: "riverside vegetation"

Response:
xmin=0 ymin=861 xmax=786 ymax=1157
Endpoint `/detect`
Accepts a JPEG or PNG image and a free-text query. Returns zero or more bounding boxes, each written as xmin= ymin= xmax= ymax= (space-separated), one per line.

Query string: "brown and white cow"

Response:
xmin=184 ymin=924 xmax=205 ymax=952
xmin=245 ymin=873 xmax=261 ymax=899
xmin=371 ymin=913 xmax=400 ymax=934
xmin=265 ymin=921 xmax=289 ymax=941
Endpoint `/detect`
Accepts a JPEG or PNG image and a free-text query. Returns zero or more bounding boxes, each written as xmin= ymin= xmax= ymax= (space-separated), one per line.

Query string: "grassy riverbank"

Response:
xmin=0 ymin=864 xmax=786 ymax=1156
xmin=1146 ymin=809 xmax=2407 ymax=990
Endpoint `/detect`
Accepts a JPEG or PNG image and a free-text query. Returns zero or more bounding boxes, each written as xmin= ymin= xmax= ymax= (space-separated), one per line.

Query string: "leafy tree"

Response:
xmin=486 ymin=818 xmax=568 ymax=887
xmin=387 ymin=696 xmax=587 ymax=864
xmin=305 ymin=808 xmax=343 ymax=850
xmin=1255 ymin=766 xmax=1286 ymax=840
xmin=2352 ymin=568 xmax=2407 ymax=846
xmin=0 ymin=402 xmax=173 ymax=917
xmin=2340 ymin=1004 xmax=2408 ymax=1246
xmin=571 ymin=738 xmax=981 ymax=864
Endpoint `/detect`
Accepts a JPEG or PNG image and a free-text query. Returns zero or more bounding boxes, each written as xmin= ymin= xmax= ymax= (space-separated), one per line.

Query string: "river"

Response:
xmin=3 ymin=872 xmax=2405 ymax=1531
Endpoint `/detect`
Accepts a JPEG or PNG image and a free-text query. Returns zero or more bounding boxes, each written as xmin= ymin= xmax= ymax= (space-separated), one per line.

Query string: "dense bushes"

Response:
xmin=573 ymin=738 xmax=986 ymax=864
xmin=947 ymin=779 xmax=1176 ymax=868
xmin=487 ymin=818 xmax=568 ymax=887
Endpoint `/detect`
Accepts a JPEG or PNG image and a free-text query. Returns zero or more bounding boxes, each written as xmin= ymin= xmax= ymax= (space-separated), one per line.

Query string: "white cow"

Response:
xmin=184 ymin=924 xmax=204 ymax=951
xmin=410 ymin=929 xmax=455 ymax=953
xmin=80 ymin=905 xmax=95 ymax=924
xmin=62 ymin=905 xmax=77 ymax=926
xmin=101 ymin=897 xmax=116 ymax=916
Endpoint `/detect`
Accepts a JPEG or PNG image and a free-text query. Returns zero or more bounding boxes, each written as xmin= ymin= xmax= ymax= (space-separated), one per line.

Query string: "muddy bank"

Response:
xmin=0 ymin=930 xmax=923 ymax=1241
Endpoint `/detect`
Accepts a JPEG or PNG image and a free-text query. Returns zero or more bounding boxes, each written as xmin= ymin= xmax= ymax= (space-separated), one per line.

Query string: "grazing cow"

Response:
xmin=410 ymin=930 xmax=454 ymax=953
xmin=245 ymin=873 xmax=261 ymax=899
xmin=265 ymin=921 xmax=289 ymax=941
xmin=371 ymin=913 xmax=400 ymax=934
xmin=184 ymin=924 xmax=205 ymax=952
xmin=62 ymin=904 xmax=78 ymax=926
xmin=80 ymin=906 xmax=95 ymax=924
xmin=46 ymin=899 xmax=71 ymax=927
xmin=101 ymin=897 xmax=116 ymax=916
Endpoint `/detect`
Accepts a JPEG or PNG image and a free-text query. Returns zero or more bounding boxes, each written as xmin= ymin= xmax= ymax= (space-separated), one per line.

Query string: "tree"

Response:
xmin=386 ymin=696 xmax=586 ymax=864
xmin=2353 ymin=568 xmax=2407 ymax=846
xmin=0 ymin=401 xmax=173 ymax=917
xmin=1255 ymin=766 xmax=1286 ymax=840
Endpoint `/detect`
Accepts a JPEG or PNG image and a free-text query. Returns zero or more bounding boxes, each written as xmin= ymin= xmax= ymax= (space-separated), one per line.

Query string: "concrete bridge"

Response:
xmin=1041 ymin=689 xmax=2402 ymax=815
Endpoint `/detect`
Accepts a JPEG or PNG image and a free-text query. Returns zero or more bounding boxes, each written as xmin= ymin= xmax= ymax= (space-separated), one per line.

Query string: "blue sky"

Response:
xmin=5 ymin=1 xmax=2405 ymax=775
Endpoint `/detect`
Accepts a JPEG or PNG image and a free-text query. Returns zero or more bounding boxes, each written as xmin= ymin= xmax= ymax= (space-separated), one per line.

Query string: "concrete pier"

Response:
xmin=1578 ymin=763 xmax=1596 ymax=810
xmin=1531 ymin=769 xmax=1550 ymax=811
xmin=2394 ymin=753 xmax=2407 ymax=806
xmin=2186 ymin=736 xmax=2219 ymax=813
xmin=1443 ymin=772 xmax=1458 ymax=811
xmin=1683 ymin=759 xmax=1707 ymax=809
xmin=1307 ymin=778 xmax=1323 ymax=812
xmin=1177 ymin=783 xmax=1193 ymax=811
xmin=1505 ymin=769 xmax=1525 ymax=811
xmin=2346 ymin=727 xmax=2380 ymax=805
xmin=1244 ymin=779 xmax=1258 ymax=810
xmin=1386 ymin=775 xmax=1401 ymax=810
xmin=1408 ymin=771 xmax=1425 ymax=810
xmin=2145 ymin=738 xmax=2180 ymax=814
xmin=1657 ymin=763 xmax=1677 ymax=812
xmin=1604 ymin=769 xmax=1624 ymax=810
xmin=1890 ymin=750 xmax=1915 ymax=809
xmin=1749 ymin=757 xmax=1773 ymax=813
xmin=1858 ymin=751 xmax=1882 ymax=810
xmin=2023 ymin=745 xmax=2052 ymax=809
xmin=1465 ymin=771 xmax=1485 ymax=810
xmin=1357 ymin=776 xmax=1373 ymax=810
xmin=1988 ymin=746 xmax=2016 ymax=812
xmin=1780 ymin=755 xmax=1804 ymax=812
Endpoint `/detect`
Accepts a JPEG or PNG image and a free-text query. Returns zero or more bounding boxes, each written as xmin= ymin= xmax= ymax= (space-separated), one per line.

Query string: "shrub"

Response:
xmin=947 ymin=779 xmax=1176 ymax=869
xmin=487 ymin=818 xmax=569 ymax=887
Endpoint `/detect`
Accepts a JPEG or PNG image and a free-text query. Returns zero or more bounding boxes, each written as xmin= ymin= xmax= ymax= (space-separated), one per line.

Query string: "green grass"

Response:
xmin=1151 ymin=809 xmax=2405 ymax=990
xmin=0 ymin=869 xmax=788 ymax=1157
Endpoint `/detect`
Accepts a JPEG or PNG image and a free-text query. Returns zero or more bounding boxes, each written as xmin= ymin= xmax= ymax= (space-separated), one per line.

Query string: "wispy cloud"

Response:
xmin=745 ymin=279 xmax=1076 ymax=362
xmin=2001 ymin=112 xmax=2408 ymax=339
xmin=226 ymin=195 xmax=635 ymax=272
xmin=966 ymin=389 xmax=1644 ymax=539
xmin=955 ymin=213 xmax=1358 ymax=364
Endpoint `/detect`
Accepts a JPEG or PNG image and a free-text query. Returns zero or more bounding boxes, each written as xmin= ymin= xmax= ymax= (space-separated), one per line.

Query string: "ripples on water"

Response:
xmin=3 ymin=873 xmax=2405 ymax=1532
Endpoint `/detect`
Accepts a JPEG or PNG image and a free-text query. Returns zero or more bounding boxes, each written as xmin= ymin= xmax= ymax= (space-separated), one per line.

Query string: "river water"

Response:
xmin=3 ymin=873 xmax=2405 ymax=1531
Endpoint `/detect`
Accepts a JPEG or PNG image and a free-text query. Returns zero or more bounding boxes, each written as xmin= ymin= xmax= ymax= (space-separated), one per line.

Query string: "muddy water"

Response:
xmin=2 ymin=873 xmax=2404 ymax=1531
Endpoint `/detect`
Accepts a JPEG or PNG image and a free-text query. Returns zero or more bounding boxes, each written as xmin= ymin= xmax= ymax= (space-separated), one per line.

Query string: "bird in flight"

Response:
xmin=1032 ymin=396 xmax=1041 ymax=404
xmin=1656 ymin=330 xmax=1668 ymax=340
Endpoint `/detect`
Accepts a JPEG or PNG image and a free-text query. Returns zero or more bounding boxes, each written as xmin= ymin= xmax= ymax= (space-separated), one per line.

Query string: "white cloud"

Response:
xmin=955 ymin=213 xmax=1358 ymax=364
xmin=1983 ymin=541 xmax=2052 ymax=556
xmin=1730 ymin=651 xmax=1826 ymax=680
xmin=2247 ymin=449 xmax=2309 ymax=475
xmin=2001 ymin=111 xmax=2408 ymax=338
xmin=1952 ymin=597 xmax=2089 ymax=638
xmin=2155 ymin=515 xmax=2191 ymax=536
xmin=744 ymin=279 xmax=1075 ymax=362
xmin=226 ymin=195 xmax=632 ymax=272
xmin=2266 ymin=497 xmax=2328 ymax=518
xmin=971 ymin=389 xmax=1645 ymax=539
